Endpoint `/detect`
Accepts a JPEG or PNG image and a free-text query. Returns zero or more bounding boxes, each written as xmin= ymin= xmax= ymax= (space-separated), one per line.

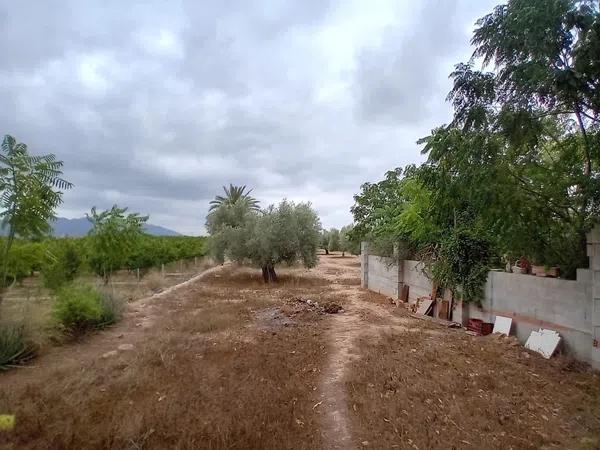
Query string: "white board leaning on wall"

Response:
xmin=525 ymin=329 xmax=561 ymax=359
xmin=492 ymin=316 xmax=512 ymax=335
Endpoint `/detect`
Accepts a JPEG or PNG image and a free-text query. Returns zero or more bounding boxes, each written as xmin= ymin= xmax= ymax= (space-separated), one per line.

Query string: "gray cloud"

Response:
xmin=354 ymin=0 xmax=474 ymax=124
xmin=0 ymin=0 xmax=495 ymax=235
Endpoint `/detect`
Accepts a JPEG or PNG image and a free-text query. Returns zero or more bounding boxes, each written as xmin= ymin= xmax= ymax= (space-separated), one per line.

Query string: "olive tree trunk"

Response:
xmin=261 ymin=265 xmax=278 ymax=283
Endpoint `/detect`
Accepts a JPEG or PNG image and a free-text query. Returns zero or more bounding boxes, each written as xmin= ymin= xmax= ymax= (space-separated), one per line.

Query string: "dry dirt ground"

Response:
xmin=1 ymin=253 xmax=600 ymax=449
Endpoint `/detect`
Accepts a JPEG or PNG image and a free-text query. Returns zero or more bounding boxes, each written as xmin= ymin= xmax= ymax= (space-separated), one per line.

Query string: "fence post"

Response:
xmin=361 ymin=241 xmax=369 ymax=289
xmin=136 ymin=268 xmax=140 ymax=282
xmin=161 ymin=263 xmax=165 ymax=278
xmin=587 ymin=225 xmax=600 ymax=369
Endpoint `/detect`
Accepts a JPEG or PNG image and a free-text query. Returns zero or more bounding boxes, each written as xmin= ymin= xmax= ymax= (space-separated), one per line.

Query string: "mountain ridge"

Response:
xmin=50 ymin=217 xmax=181 ymax=237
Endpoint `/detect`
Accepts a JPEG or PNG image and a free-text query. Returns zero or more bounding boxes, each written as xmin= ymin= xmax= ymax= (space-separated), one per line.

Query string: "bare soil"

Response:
xmin=1 ymin=253 xmax=600 ymax=449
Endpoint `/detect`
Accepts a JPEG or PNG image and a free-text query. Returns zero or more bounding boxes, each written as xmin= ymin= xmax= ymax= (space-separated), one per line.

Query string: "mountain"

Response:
xmin=49 ymin=217 xmax=181 ymax=237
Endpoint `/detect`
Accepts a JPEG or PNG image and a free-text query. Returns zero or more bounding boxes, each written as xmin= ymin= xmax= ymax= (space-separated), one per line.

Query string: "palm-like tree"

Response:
xmin=208 ymin=184 xmax=260 ymax=211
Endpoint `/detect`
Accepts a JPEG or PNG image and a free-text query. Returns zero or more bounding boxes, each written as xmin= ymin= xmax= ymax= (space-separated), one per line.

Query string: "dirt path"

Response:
xmin=314 ymin=255 xmax=416 ymax=449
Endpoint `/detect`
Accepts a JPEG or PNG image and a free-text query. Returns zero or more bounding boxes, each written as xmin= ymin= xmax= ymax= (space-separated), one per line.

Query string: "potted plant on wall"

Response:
xmin=544 ymin=265 xmax=560 ymax=278
xmin=531 ymin=263 xmax=546 ymax=277
xmin=512 ymin=256 xmax=530 ymax=274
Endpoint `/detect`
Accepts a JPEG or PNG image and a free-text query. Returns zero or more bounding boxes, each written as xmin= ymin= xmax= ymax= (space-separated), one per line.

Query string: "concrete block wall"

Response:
xmin=361 ymin=227 xmax=600 ymax=368
xmin=402 ymin=260 xmax=433 ymax=303
xmin=365 ymin=255 xmax=400 ymax=298
xmin=467 ymin=270 xmax=592 ymax=362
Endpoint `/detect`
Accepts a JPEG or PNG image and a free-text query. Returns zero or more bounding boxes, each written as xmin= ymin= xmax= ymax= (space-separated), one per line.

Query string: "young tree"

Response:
xmin=328 ymin=228 xmax=340 ymax=252
xmin=0 ymin=135 xmax=72 ymax=291
xmin=208 ymin=198 xmax=321 ymax=282
xmin=86 ymin=206 xmax=148 ymax=283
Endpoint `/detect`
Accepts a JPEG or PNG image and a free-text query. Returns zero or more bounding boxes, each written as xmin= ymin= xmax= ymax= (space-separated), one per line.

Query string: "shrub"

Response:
xmin=53 ymin=284 xmax=124 ymax=334
xmin=0 ymin=322 xmax=36 ymax=370
xmin=431 ymin=228 xmax=491 ymax=303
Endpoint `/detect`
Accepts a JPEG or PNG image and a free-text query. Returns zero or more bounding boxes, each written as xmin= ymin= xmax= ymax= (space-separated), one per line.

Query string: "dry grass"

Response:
xmin=345 ymin=328 xmax=600 ymax=449
xmin=0 ymin=264 xmax=331 ymax=449
xmin=143 ymin=271 xmax=166 ymax=292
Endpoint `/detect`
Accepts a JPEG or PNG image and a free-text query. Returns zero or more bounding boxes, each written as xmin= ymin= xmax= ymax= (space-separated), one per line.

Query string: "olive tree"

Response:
xmin=339 ymin=225 xmax=359 ymax=257
xmin=207 ymin=199 xmax=321 ymax=282
xmin=328 ymin=228 xmax=340 ymax=252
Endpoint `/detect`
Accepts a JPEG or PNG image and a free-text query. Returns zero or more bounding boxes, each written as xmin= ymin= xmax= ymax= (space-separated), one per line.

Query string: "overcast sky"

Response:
xmin=0 ymin=0 xmax=498 ymax=235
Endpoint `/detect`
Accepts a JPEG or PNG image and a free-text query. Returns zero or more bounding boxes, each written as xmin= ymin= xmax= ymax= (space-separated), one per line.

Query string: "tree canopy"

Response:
xmin=351 ymin=0 xmax=600 ymax=300
xmin=207 ymin=194 xmax=321 ymax=282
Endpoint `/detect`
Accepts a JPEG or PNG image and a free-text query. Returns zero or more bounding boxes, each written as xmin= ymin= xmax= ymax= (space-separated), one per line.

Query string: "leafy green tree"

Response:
xmin=339 ymin=225 xmax=360 ymax=256
xmin=418 ymin=0 xmax=600 ymax=277
xmin=86 ymin=206 xmax=148 ymax=282
xmin=350 ymin=167 xmax=410 ymax=241
xmin=208 ymin=197 xmax=321 ymax=282
xmin=350 ymin=0 xmax=600 ymax=299
xmin=0 ymin=135 xmax=72 ymax=290
xmin=208 ymin=184 xmax=260 ymax=212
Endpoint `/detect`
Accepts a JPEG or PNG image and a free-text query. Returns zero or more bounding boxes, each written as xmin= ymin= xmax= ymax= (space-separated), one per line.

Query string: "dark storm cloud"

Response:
xmin=0 ymin=0 xmax=494 ymax=234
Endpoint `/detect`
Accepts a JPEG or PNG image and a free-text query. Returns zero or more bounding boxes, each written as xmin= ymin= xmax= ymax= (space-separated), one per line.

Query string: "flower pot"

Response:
xmin=532 ymin=265 xmax=546 ymax=277
xmin=545 ymin=266 xmax=560 ymax=278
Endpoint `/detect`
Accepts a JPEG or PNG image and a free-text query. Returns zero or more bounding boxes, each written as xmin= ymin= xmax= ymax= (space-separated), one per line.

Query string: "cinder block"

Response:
xmin=587 ymin=244 xmax=600 ymax=257
xmin=587 ymin=226 xmax=600 ymax=244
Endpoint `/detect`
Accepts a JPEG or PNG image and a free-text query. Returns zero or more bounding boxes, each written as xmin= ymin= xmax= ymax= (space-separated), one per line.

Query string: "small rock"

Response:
xmin=102 ymin=350 xmax=118 ymax=359
xmin=118 ymin=344 xmax=134 ymax=352
xmin=117 ymin=334 xmax=124 ymax=339
xmin=361 ymin=441 xmax=369 ymax=446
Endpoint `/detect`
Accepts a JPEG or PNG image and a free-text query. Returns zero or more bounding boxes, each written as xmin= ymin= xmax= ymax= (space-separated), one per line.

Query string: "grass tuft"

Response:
xmin=0 ymin=322 xmax=36 ymax=370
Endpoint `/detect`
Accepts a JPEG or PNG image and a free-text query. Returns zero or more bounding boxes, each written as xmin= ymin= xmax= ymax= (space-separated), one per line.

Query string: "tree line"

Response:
xmin=320 ymin=226 xmax=359 ymax=256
